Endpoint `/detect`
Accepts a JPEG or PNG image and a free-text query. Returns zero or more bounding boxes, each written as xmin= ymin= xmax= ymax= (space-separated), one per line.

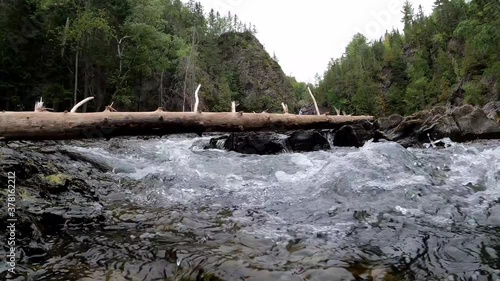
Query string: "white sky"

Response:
xmin=185 ymin=0 xmax=435 ymax=83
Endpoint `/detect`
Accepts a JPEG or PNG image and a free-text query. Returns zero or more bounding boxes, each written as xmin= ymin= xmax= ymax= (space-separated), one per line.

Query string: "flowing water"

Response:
xmin=22 ymin=137 xmax=500 ymax=280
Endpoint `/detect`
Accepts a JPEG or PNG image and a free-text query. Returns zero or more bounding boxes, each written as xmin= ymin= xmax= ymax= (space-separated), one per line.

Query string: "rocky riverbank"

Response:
xmin=0 ymin=141 xmax=140 ymax=279
xmin=207 ymin=102 xmax=500 ymax=154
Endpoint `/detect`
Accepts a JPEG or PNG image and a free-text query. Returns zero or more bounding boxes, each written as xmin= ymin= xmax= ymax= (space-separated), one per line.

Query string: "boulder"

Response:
xmin=286 ymin=130 xmax=330 ymax=151
xmin=378 ymin=111 xmax=431 ymax=147
xmin=454 ymin=107 xmax=500 ymax=138
xmin=205 ymin=135 xmax=230 ymax=150
xmin=419 ymin=115 xmax=461 ymax=141
xmin=451 ymin=104 xmax=475 ymax=120
xmin=377 ymin=105 xmax=500 ymax=146
xmin=483 ymin=101 xmax=500 ymax=122
xmin=222 ymin=132 xmax=287 ymax=155
xmin=334 ymin=121 xmax=375 ymax=147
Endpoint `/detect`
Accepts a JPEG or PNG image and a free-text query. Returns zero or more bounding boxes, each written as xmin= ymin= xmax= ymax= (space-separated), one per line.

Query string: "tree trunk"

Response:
xmin=0 ymin=111 xmax=374 ymax=141
xmin=73 ymin=48 xmax=80 ymax=107
xmin=83 ymin=61 xmax=90 ymax=112
xmin=159 ymin=71 xmax=164 ymax=108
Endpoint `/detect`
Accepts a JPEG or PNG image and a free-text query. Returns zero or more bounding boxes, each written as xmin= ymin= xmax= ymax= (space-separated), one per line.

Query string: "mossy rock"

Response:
xmin=41 ymin=173 xmax=72 ymax=194
xmin=45 ymin=173 xmax=71 ymax=186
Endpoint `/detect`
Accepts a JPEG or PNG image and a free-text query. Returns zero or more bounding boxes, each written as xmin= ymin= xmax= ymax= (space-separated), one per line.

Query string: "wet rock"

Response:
xmin=222 ymin=132 xmax=287 ymax=155
xmin=205 ymin=135 xmax=230 ymax=150
xmin=334 ymin=121 xmax=375 ymax=147
xmin=0 ymin=141 xmax=119 ymax=279
xmin=207 ymin=130 xmax=333 ymax=154
xmin=286 ymin=130 xmax=330 ymax=152
xmin=59 ymin=149 xmax=112 ymax=172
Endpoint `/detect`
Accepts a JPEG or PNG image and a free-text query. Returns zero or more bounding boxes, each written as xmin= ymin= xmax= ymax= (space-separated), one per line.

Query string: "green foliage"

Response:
xmin=316 ymin=0 xmax=500 ymax=116
xmin=463 ymin=80 xmax=486 ymax=105
xmin=0 ymin=0 xmax=267 ymax=112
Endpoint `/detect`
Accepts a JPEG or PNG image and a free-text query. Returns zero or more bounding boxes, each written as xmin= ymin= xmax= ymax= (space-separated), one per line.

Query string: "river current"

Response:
xmin=34 ymin=137 xmax=500 ymax=280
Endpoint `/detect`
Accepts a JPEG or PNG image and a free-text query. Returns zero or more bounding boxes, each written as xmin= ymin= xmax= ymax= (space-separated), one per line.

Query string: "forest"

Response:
xmin=0 ymin=0 xmax=265 ymax=112
xmin=315 ymin=0 xmax=499 ymax=116
xmin=0 ymin=0 xmax=499 ymax=116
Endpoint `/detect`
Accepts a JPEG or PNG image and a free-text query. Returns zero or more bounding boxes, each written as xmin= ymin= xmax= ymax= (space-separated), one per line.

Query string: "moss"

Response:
xmin=45 ymin=173 xmax=71 ymax=186
xmin=18 ymin=186 xmax=33 ymax=200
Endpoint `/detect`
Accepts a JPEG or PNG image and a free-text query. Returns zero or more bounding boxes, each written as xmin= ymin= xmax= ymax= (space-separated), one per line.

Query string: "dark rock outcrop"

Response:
xmin=454 ymin=107 xmax=500 ymax=138
xmin=206 ymin=131 xmax=331 ymax=154
xmin=286 ymin=130 xmax=330 ymax=152
xmin=378 ymin=105 xmax=500 ymax=147
xmin=217 ymin=132 xmax=286 ymax=155
xmin=216 ymin=32 xmax=296 ymax=112
xmin=204 ymin=105 xmax=500 ymax=154
xmin=334 ymin=121 xmax=375 ymax=147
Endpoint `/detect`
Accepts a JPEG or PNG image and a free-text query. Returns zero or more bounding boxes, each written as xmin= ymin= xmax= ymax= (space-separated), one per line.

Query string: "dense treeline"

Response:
xmin=0 ymin=0 xmax=260 ymax=112
xmin=315 ymin=0 xmax=499 ymax=116
xmin=2 ymin=0 xmax=498 ymax=116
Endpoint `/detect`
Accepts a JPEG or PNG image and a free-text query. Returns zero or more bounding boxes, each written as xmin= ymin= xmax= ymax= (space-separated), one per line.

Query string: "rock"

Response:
xmin=207 ymin=130 xmax=335 ymax=154
xmin=454 ymin=107 xmax=500 ymax=138
xmin=334 ymin=122 xmax=375 ymax=147
xmin=223 ymin=132 xmax=287 ymax=155
xmin=205 ymin=135 xmax=229 ymax=150
xmin=483 ymin=101 xmax=500 ymax=122
xmin=380 ymin=111 xmax=432 ymax=147
xmin=377 ymin=105 xmax=500 ymax=146
xmin=429 ymin=105 xmax=448 ymax=116
xmin=451 ymin=104 xmax=475 ymax=120
xmin=0 ymin=141 xmax=121 ymax=268
xmin=217 ymin=32 xmax=296 ymax=112
xmin=375 ymin=114 xmax=403 ymax=131
xmin=286 ymin=130 xmax=330 ymax=151
xmin=420 ymin=115 xmax=461 ymax=141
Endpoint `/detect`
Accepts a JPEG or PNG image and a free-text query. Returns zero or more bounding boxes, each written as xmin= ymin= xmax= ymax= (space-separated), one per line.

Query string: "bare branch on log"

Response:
xmin=307 ymin=87 xmax=320 ymax=116
xmin=193 ymin=84 xmax=201 ymax=113
xmin=231 ymin=101 xmax=238 ymax=113
xmin=104 ymin=102 xmax=117 ymax=112
xmin=333 ymin=106 xmax=341 ymax=116
xmin=71 ymin=97 xmax=95 ymax=113
xmin=281 ymin=103 xmax=289 ymax=114
xmin=34 ymin=98 xmax=46 ymax=112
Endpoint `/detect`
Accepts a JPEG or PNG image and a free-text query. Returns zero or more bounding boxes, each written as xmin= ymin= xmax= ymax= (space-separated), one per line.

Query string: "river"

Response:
xmin=21 ymin=137 xmax=500 ymax=280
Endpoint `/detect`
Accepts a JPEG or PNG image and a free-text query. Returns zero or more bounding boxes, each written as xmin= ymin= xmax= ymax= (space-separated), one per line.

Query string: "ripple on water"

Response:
xmin=41 ymin=137 xmax=500 ymax=280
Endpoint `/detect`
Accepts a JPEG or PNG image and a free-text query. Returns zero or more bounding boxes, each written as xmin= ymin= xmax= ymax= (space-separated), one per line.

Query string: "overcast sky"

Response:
xmin=185 ymin=0 xmax=436 ymax=83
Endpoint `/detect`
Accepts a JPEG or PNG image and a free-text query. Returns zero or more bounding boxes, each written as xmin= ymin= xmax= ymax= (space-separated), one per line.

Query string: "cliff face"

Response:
xmin=214 ymin=32 xmax=296 ymax=112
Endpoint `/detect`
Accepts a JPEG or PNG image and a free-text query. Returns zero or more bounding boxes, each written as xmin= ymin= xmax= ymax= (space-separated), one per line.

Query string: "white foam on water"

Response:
xmin=74 ymin=137 xmax=500 ymax=242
